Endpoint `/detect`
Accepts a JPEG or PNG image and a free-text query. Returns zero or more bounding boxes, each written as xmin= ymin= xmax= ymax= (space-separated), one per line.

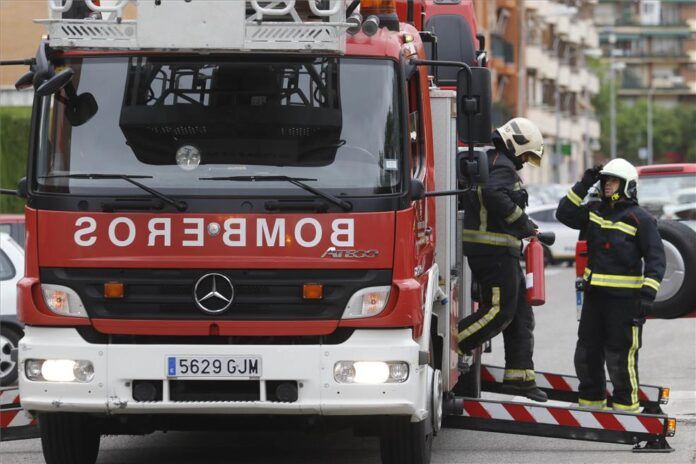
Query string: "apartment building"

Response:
xmin=595 ymin=0 xmax=696 ymax=107
xmin=523 ymin=1 xmax=601 ymax=184
xmin=475 ymin=0 xmax=601 ymax=184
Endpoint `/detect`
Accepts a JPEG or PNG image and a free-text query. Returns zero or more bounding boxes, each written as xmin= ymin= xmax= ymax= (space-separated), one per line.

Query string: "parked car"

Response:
xmin=0 ymin=214 xmax=25 ymax=248
xmin=525 ymin=204 xmax=578 ymax=264
xmin=637 ymin=163 xmax=696 ymax=319
xmin=0 ymin=232 xmax=24 ymax=385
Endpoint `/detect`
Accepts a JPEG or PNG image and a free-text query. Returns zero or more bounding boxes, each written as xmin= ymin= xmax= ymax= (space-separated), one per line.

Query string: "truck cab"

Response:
xmin=15 ymin=2 xmax=488 ymax=463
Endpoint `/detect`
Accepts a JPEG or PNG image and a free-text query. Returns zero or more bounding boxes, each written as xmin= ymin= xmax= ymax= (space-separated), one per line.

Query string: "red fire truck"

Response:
xmin=0 ymin=1 xmax=679 ymax=463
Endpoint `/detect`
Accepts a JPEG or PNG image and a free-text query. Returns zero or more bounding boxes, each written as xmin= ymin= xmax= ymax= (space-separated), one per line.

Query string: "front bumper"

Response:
xmin=19 ymin=326 xmax=427 ymax=419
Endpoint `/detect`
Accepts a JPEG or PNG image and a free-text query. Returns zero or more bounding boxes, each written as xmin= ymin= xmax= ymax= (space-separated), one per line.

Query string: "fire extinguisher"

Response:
xmin=575 ymin=240 xmax=589 ymax=320
xmin=524 ymin=232 xmax=556 ymax=306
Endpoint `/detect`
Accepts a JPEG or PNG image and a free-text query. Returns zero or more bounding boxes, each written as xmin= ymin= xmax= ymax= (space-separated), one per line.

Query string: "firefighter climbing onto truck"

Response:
xmin=557 ymin=158 xmax=666 ymax=412
xmin=457 ymin=117 xmax=548 ymax=402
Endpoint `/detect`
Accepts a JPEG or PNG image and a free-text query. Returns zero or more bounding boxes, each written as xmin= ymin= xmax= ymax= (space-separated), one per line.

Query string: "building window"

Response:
xmin=651 ymin=38 xmax=683 ymax=57
xmin=640 ymin=0 xmax=661 ymax=26
xmin=495 ymin=8 xmax=510 ymax=36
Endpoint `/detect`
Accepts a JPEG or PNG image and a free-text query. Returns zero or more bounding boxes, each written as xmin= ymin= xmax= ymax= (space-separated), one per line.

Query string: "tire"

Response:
xmin=380 ymin=417 xmax=432 ymax=464
xmin=652 ymin=220 xmax=696 ymax=319
xmin=0 ymin=325 xmax=21 ymax=386
xmin=39 ymin=413 xmax=100 ymax=464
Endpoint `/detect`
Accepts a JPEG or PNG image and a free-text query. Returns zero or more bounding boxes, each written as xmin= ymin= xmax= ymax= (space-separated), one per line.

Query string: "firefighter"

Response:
xmin=557 ymin=158 xmax=665 ymax=412
xmin=458 ymin=117 xmax=548 ymax=402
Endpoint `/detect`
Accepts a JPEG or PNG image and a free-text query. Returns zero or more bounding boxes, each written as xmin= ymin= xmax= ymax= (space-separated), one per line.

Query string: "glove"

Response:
xmin=636 ymin=298 xmax=654 ymax=318
xmin=581 ymin=165 xmax=603 ymax=188
xmin=519 ymin=218 xmax=538 ymax=239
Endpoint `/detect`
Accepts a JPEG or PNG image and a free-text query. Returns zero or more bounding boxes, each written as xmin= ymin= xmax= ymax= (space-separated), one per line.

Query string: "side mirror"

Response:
xmin=65 ymin=90 xmax=98 ymax=127
xmin=456 ymin=67 xmax=492 ymax=145
xmin=36 ymin=68 xmax=74 ymax=96
xmin=410 ymin=178 xmax=425 ymax=201
xmin=456 ymin=148 xmax=489 ymax=185
xmin=15 ymin=70 xmax=35 ymax=90
xmin=16 ymin=177 xmax=28 ymax=199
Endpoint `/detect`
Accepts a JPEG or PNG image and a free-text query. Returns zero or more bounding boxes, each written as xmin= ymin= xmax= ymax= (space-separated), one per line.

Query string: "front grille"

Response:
xmin=40 ymin=268 xmax=391 ymax=321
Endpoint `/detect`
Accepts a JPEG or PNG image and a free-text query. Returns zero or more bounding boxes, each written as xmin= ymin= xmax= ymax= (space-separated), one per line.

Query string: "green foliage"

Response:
xmin=0 ymin=107 xmax=31 ymax=213
xmin=592 ymin=77 xmax=696 ymax=164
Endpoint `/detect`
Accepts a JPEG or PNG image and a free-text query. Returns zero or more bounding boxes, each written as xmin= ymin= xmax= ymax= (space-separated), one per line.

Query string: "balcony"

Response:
xmin=614 ymin=18 xmax=689 ymax=28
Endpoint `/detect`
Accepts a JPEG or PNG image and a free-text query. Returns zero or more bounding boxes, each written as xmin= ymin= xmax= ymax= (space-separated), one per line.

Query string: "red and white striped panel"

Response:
xmin=0 ymin=408 xmax=37 ymax=429
xmin=462 ymin=400 xmax=665 ymax=435
xmin=481 ymin=365 xmax=660 ymax=403
xmin=0 ymin=388 xmax=21 ymax=408
xmin=0 ymin=387 xmax=38 ymax=430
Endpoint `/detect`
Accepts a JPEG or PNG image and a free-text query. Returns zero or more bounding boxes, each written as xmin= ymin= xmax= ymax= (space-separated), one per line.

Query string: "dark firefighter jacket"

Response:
xmin=557 ymin=182 xmax=666 ymax=300
xmin=462 ymin=149 xmax=537 ymax=257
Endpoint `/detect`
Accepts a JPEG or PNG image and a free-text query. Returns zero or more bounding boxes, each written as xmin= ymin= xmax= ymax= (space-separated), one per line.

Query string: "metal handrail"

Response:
xmin=251 ymin=1 xmax=297 ymax=16
xmin=48 ymin=0 xmax=128 ymax=13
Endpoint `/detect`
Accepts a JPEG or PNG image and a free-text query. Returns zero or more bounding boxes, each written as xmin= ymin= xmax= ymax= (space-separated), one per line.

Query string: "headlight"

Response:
xmin=333 ymin=361 xmax=409 ymax=384
xmin=341 ymin=286 xmax=391 ymax=319
xmin=41 ymin=284 xmax=88 ymax=318
xmin=24 ymin=359 xmax=95 ymax=383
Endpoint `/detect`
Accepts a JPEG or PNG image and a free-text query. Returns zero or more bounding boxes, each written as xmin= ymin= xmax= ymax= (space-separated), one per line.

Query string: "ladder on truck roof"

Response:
xmin=444 ymin=365 xmax=676 ymax=453
xmin=38 ymin=0 xmax=349 ymax=53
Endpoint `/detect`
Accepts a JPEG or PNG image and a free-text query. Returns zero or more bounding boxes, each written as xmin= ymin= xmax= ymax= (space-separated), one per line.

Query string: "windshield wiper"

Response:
xmin=200 ymin=175 xmax=352 ymax=212
xmin=40 ymin=173 xmax=188 ymax=212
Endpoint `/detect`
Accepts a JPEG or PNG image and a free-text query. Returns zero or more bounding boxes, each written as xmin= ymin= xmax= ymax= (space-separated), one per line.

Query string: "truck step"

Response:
xmin=0 ymin=386 xmax=40 ymax=442
xmin=479 ymin=365 xmax=669 ymax=413
xmin=443 ymin=396 xmax=675 ymax=452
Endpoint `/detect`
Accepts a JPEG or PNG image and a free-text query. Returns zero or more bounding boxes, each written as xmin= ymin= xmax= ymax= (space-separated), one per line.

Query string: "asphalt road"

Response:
xmin=2 ymin=266 xmax=695 ymax=464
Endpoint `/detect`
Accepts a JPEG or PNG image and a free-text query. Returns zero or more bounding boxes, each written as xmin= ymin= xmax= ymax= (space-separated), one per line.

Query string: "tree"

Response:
xmin=590 ymin=60 xmax=696 ymax=164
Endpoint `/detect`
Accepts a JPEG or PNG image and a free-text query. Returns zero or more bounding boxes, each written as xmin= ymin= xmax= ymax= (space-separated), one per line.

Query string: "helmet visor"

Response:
xmin=527 ymin=153 xmax=541 ymax=167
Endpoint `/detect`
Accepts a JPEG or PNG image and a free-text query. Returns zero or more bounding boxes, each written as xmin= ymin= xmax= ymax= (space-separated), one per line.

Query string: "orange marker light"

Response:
xmin=659 ymin=387 xmax=670 ymax=404
xmin=104 ymin=282 xmax=124 ymax=299
xmin=666 ymin=418 xmax=676 ymax=437
xmin=303 ymin=284 xmax=324 ymax=300
xmin=361 ymin=0 xmax=397 ymax=15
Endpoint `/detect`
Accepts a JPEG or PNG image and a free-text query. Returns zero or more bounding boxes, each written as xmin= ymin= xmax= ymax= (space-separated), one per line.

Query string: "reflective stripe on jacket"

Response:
xmin=461 ymin=149 xmax=535 ymax=257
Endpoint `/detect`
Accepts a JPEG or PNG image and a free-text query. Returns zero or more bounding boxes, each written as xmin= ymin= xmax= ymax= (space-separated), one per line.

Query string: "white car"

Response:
xmin=0 ymin=232 xmax=24 ymax=385
xmin=525 ymin=204 xmax=578 ymax=264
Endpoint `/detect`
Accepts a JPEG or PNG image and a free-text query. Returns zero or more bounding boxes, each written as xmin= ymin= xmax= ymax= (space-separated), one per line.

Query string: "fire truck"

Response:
xmin=0 ymin=1 xmax=679 ymax=463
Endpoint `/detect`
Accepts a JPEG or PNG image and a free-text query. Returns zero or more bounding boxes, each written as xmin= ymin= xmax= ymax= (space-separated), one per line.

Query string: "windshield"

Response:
xmin=36 ymin=56 xmax=403 ymax=197
xmin=639 ymin=174 xmax=696 ymax=219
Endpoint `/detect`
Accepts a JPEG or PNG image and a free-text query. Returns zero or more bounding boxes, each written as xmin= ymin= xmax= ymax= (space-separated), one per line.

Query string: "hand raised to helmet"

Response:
xmin=581 ymin=164 xmax=603 ymax=188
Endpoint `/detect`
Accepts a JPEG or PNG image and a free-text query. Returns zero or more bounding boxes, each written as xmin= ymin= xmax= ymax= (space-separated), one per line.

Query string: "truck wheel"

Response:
xmin=0 ymin=325 xmax=21 ymax=386
xmin=652 ymin=220 xmax=696 ymax=319
xmin=39 ymin=413 xmax=100 ymax=464
xmin=380 ymin=416 xmax=432 ymax=464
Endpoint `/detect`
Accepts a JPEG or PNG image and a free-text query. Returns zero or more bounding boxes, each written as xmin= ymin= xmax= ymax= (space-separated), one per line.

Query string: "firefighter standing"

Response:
xmin=557 ymin=158 xmax=665 ymax=411
xmin=458 ymin=117 xmax=547 ymax=402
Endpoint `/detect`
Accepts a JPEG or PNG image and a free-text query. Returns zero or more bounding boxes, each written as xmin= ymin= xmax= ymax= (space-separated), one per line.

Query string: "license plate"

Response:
xmin=167 ymin=356 xmax=261 ymax=378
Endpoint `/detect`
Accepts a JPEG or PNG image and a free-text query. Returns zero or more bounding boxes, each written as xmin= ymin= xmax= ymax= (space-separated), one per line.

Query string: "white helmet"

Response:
xmin=496 ymin=117 xmax=544 ymax=167
xmin=600 ymin=158 xmax=639 ymax=199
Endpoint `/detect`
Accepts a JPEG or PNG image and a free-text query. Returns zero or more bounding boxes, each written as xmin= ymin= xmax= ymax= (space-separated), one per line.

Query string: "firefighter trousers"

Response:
xmin=457 ymin=254 xmax=535 ymax=376
xmin=575 ymin=289 xmax=643 ymax=410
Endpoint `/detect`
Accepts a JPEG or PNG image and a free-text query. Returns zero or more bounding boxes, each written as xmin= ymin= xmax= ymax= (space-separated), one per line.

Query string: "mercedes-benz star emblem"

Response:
xmin=194 ymin=273 xmax=234 ymax=314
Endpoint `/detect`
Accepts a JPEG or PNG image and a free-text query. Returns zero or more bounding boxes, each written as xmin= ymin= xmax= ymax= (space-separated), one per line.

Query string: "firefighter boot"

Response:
xmin=501 ymin=380 xmax=548 ymax=402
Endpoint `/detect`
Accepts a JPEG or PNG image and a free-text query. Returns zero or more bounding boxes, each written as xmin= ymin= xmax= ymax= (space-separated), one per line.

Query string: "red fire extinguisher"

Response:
xmin=525 ymin=232 xmax=555 ymax=306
